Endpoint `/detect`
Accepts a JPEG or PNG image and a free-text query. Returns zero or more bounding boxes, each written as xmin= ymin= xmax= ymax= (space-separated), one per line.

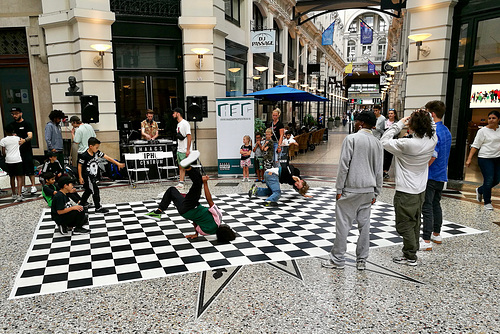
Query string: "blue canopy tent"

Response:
xmin=245 ymin=85 xmax=328 ymax=130
xmin=245 ymin=85 xmax=328 ymax=102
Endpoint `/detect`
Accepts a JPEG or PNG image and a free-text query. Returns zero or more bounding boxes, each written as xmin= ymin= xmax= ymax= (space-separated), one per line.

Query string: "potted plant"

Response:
xmin=334 ymin=116 xmax=341 ymax=127
xmin=303 ymin=114 xmax=317 ymax=128
xmin=254 ymin=117 xmax=266 ymax=136
xmin=327 ymin=117 xmax=335 ymax=130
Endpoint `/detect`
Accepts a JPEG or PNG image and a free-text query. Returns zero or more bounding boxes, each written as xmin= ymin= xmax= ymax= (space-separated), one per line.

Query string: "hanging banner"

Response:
xmin=360 ymin=19 xmax=373 ymax=45
xmin=251 ymin=30 xmax=276 ymax=53
xmin=322 ymin=22 xmax=335 ymax=45
xmin=368 ymin=60 xmax=375 ymax=74
xmin=344 ymin=62 xmax=353 ymax=74
xmin=216 ymin=97 xmax=255 ymax=175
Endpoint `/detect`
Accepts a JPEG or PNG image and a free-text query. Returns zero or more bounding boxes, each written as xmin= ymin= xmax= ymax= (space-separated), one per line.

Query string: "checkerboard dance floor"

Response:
xmin=10 ymin=187 xmax=486 ymax=299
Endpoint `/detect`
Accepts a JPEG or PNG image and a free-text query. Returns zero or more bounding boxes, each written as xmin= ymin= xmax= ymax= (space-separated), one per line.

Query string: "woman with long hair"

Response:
xmin=465 ymin=110 xmax=500 ymax=210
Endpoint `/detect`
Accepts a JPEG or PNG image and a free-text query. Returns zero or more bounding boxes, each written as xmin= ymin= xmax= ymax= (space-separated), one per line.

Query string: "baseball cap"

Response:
xmin=10 ymin=107 xmax=22 ymax=113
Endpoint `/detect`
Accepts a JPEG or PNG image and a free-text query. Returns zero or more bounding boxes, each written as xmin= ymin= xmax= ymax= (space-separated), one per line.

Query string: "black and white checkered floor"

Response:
xmin=10 ymin=187 xmax=486 ymax=299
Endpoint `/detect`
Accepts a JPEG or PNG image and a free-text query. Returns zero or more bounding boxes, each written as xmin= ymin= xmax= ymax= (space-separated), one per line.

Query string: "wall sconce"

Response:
xmin=300 ymin=84 xmax=308 ymax=88
xmin=255 ymin=66 xmax=268 ymax=72
xmin=408 ymin=33 xmax=432 ymax=60
xmin=191 ymin=48 xmax=210 ymax=69
xmin=228 ymin=68 xmax=241 ymax=73
xmin=91 ymin=44 xmax=112 ymax=68
xmin=275 ymin=74 xmax=286 ymax=79
xmin=386 ymin=77 xmax=393 ymax=81
xmin=253 ymin=76 xmax=261 ymax=80
xmin=388 ymin=61 xmax=403 ymax=68
xmin=289 ymin=79 xmax=298 ymax=84
xmin=386 ymin=70 xmax=395 ymax=76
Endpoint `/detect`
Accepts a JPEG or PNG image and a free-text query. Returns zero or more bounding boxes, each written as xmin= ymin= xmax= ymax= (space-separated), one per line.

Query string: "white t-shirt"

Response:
xmin=176 ymin=119 xmax=192 ymax=153
xmin=74 ymin=123 xmax=96 ymax=153
xmin=0 ymin=136 xmax=22 ymax=163
xmin=282 ymin=138 xmax=296 ymax=146
xmin=471 ymin=126 xmax=500 ymax=158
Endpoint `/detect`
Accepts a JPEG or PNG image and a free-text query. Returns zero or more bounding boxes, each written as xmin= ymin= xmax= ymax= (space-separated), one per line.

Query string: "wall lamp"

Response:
xmin=289 ymin=79 xmax=298 ymax=84
xmin=191 ymin=48 xmax=210 ymax=69
xmin=253 ymin=76 xmax=261 ymax=80
xmin=90 ymin=44 xmax=112 ymax=68
xmin=275 ymin=74 xmax=286 ymax=79
xmin=408 ymin=34 xmax=432 ymax=60
xmin=255 ymin=66 xmax=268 ymax=72
xmin=228 ymin=68 xmax=241 ymax=73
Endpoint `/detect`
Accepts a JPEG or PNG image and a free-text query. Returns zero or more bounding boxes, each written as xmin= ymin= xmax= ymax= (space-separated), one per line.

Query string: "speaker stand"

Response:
xmin=193 ymin=120 xmax=197 ymax=150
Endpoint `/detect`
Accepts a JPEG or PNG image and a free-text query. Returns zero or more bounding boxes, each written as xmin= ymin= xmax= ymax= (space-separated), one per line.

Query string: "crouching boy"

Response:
xmin=51 ymin=176 xmax=89 ymax=235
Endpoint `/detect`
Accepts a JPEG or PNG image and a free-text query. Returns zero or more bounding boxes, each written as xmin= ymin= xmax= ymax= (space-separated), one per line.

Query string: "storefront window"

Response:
xmin=457 ymin=24 xmax=468 ymax=68
xmin=474 ymin=17 xmax=500 ymax=66
xmin=226 ymin=61 xmax=245 ymax=96
xmin=114 ymin=44 xmax=178 ymax=70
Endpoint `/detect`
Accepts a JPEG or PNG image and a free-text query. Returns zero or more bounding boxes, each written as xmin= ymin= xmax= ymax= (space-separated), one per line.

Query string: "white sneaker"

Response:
xmin=419 ymin=238 xmax=432 ymax=251
xmin=21 ymin=186 xmax=29 ymax=194
xmin=475 ymin=188 xmax=483 ymax=202
xmin=180 ymin=150 xmax=200 ymax=168
xmin=431 ymin=234 xmax=442 ymax=244
xmin=175 ymin=182 xmax=185 ymax=190
xmin=484 ymin=203 xmax=494 ymax=210
xmin=15 ymin=195 xmax=24 ymax=203
xmin=0 ymin=168 xmax=7 ymax=177
xmin=31 ymin=186 xmax=37 ymax=194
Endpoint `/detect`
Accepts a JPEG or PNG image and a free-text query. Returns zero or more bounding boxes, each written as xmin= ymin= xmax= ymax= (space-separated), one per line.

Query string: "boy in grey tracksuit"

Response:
xmin=322 ymin=111 xmax=383 ymax=270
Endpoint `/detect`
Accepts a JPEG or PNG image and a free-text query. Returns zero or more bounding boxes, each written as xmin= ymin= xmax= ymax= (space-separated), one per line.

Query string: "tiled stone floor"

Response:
xmin=0 ymin=126 xmax=499 ymax=332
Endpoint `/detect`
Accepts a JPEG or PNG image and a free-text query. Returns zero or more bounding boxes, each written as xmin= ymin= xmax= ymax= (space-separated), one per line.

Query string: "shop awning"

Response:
xmin=245 ymin=85 xmax=328 ymax=102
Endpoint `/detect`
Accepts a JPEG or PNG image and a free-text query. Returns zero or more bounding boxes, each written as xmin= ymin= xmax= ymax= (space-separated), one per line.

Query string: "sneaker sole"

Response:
xmin=420 ymin=247 xmax=432 ymax=251
xmin=321 ymin=264 xmax=345 ymax=269
xmin=144 ymin=214 xmax=161 ymax=221
xmin=431 ymin=240 xmax=442 ymax=244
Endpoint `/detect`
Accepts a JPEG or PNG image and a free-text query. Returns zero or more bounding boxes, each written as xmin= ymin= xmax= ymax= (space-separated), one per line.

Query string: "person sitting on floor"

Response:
xmin=248 ymin=164 xmax=312 ymax=206
xmin=42 ymin=172 xmax=81 ymax=207
xmin=146 ymin=151 xmax=236 ymax=243
xmin=51 ymin=176 xmax=89 ymax=235
xmin=41 ymin=151 xmax=64 ymax=181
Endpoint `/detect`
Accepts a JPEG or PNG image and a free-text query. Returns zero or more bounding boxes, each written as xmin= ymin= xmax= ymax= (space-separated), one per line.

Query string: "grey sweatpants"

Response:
xmin=330 ymin=191 xmax=374 ymax=265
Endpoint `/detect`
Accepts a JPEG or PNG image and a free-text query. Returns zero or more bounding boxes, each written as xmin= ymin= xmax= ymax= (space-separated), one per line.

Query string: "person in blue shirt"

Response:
xmin=420 ymin=101 xmax=452 ymax=251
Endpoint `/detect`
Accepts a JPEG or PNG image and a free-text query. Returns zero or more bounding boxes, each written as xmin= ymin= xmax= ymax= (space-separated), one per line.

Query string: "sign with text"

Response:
xmin=216 ymin=98 xmax=255 ymax=175
xmin=470 ymin=84 xmax=500 ymax=108
xmin=251 ymin=30 xmax=276 ymax=53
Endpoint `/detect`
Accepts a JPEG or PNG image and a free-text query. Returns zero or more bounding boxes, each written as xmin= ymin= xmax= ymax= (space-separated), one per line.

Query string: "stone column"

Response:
xmin=179 ymin=0 xmax=217 ymax=166
xmin=404 ymin=0 xmax=458 ymax=116
xmin=39 ymin=0 xmax=118 ymax=156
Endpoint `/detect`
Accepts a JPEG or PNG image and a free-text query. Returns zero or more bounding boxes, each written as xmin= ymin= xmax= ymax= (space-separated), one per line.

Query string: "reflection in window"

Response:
xmin=226 ymin=61 xmax=245 ymax=97
xmin=379 ymin=19 xmax=386 ymax=32
xmin=377 ymin=39 xmax=386 ymax=60
xmin=474 ymin=17 xmax=500 ymax=66
xmin=253 ymin=4 xmax=264 ymax=30
xmin=347 ymin=40 xmax=356 ymax=61
xmin=224 ymin=0 xmax=240 ymax=26
xmin=457 ymin=24 xmax=468 ymax=68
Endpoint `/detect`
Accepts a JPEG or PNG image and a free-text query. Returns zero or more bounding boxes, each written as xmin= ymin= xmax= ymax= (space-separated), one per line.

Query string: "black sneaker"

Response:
xmin=73 ymin=227 xmax=90 ymax=235
xmin=263 ymin=201 xmax=278 ymax=207
xmin=95 ymin=207 xmax=109 ymax=214
xmin=58 ymin=224 xmax=68 ymax=235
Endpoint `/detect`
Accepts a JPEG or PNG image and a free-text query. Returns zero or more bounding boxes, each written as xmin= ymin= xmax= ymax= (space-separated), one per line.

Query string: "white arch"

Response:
xmin=343 ymin=9 xmax=390 ymax=34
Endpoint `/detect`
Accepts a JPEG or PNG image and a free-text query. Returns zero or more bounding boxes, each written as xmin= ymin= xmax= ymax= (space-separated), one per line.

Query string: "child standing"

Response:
xmin=281 ymin=130 xmax=298 ymax=162
xmin=78 ymin=137 xmax=125 ymax=213
xmin=42 ymin=171 xmax=81 ymax=207
xmin=0 ymin=126 xmax=25 ymax=202
xmin=253 ymin=133 xmax=265 ymax=183
xmin=240 ymin=135 xmax=252 ymax=182
xmin=262 ymin=128 xmax=274 ymax=170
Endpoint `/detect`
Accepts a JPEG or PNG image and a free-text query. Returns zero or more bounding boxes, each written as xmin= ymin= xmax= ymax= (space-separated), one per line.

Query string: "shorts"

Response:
xmin=240 ymin=158 xmax=251 ymax=168
xmin=6 ymin=162 xmax=24 ymax=176
xmin=20 ymin=150 xmax=35 ymax=175
xmin=255 ymin=157 xmax=264 ymax=170
xmin=177 ymin=151 xmax=187 ymax=166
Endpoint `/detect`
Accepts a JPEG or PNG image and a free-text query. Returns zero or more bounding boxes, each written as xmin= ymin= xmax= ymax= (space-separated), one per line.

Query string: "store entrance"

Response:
xmin=463 ymin=71 xmax=500 ymax=183
xmin=116 ymin=75 xmax=179 ymax=144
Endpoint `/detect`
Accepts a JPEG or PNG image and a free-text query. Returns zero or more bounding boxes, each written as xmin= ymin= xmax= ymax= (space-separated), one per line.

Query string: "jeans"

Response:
xmin=421 ymin=179 xmax=444 ymax=240
xmin=159 ymin=168 xmax=202 ymax=214
xmin=477 ymin=157 xmax=500 ymax=205
xmin=255 ymin=170 xmax=281 ymax=203
xmin=273 ymin=142 xmax=279 ymax=167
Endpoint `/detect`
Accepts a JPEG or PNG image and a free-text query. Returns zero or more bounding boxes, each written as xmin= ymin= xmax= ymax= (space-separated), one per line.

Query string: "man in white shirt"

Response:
xmin=372 ymin=105 xmax=386 ymax=140
xmin=380 ymin=110 xmax=437 ymax=266
xmin=70 ymin=116 xmax=96 ymax=165
xmin=172 ymin=108 xmax=192 ymax=190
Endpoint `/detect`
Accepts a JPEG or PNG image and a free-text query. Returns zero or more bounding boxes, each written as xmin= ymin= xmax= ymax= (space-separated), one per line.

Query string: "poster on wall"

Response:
xmin=470 ymin=84 xmax=500 ymax=108
xmin=216 ymin=97 xmax=255 ymax=175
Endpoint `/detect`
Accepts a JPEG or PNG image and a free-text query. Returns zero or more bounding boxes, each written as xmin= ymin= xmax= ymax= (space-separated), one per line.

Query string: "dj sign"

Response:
xmin=251 ymin=30 xmax=276 ymax=53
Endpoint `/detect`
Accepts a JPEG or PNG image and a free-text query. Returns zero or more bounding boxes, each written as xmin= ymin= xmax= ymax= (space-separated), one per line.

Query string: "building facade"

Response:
xmin=0 ymin=0 xmax=345 ymax=168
